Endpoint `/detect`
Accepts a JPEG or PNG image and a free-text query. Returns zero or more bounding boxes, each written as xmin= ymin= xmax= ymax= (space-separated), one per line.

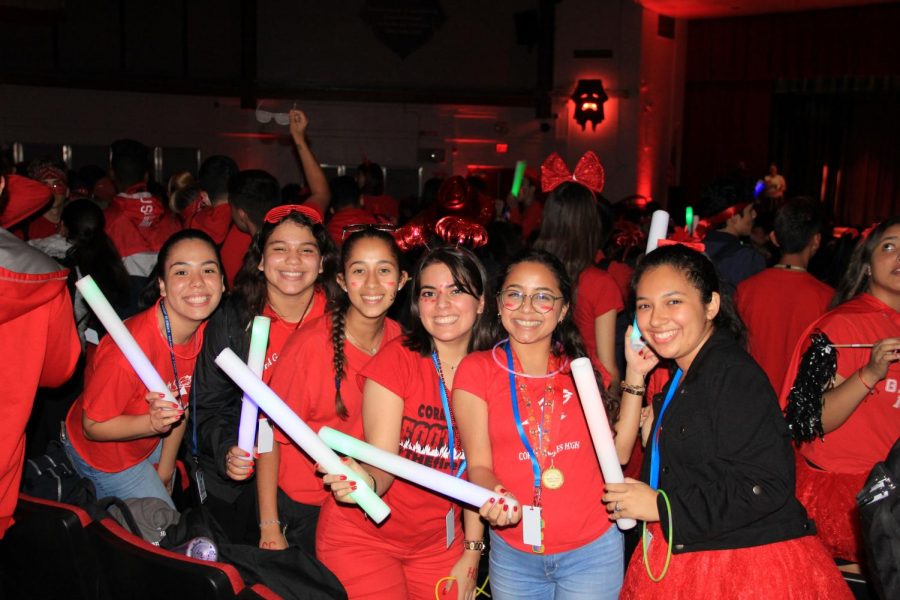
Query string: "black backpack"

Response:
xmin=21 ymin=439 xmax=96 ymax=507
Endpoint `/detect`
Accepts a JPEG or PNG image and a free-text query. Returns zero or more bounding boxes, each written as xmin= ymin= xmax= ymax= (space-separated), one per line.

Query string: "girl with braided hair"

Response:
xmin=258 ymin=225 xmax=406 ymax=553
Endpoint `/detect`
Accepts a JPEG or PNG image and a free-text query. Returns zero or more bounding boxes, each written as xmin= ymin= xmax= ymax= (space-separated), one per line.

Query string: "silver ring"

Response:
xmin=614 ymin=501 xmax=621 ymax=513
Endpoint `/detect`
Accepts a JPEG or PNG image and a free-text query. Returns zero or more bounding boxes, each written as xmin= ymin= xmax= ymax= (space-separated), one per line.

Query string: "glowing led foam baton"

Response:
xmin=510 ymin=160 xmax=527 ymax=198
xmin=75 ymin=275 xmax=182 ymax=409
xmin=237 ymin=316 xmax=271 ymax=453
xmin=318 ymin=426 xmax=518 ymax=511
xmin=570 ymin=357 xmax=636 ymax=530
xmin=645 ymin=210 xmax=669 ymax=254
xmin=214 ymin=348 xmax=390 ymax=523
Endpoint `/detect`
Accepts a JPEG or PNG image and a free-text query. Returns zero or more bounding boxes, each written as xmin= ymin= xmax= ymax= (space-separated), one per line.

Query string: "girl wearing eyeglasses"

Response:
xmin=453 ymin=249 xmax=642 ymax=600
xmin=320 ymin=245 xmax=493 ymax=600
xmin=256 ymin=225 xmax=407 ymax=552
xmin=189 ymin=204 xmax=337 ymax=544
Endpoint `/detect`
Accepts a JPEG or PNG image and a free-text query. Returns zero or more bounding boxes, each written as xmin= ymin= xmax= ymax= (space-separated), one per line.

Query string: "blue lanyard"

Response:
xmin=649 ymin=368 xmax=683 ymax=490
xmin=431 ymin=352 xmax=466 ymax=478
xmin=505 ymin=343 xmax=542 ymax=492
xmin=158 ymin=302 xmax=183 ymax=403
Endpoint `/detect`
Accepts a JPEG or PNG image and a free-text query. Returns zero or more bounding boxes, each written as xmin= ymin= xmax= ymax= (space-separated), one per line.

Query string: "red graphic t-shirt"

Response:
xmin=65 ymin=302 xmax=204 ymax=472
xmin=454 ymin=347 xmax=612 ymax=554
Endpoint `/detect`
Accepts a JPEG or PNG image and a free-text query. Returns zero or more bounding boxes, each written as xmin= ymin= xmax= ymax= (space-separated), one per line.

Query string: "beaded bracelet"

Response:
xmin=258 ymin=519 xmax=283 ymax=528
xmin=620 ymin=380 xmax=647 ymax=396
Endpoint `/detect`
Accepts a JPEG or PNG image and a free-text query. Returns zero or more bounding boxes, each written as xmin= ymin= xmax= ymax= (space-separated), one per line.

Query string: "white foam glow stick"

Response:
xmin=75 ymin=275 xmax=182 ymax=409
xmin=318 ymin=426 xmax=519 ymax=511
xmin=570 ymin=357 xmax=636 ymax=530
xmin=214 ymin=348 xmax=390 ymax=523
xmin=237 ymin=316 xmax=271 ymax=453
xmin=645 ymin=210 xmax=670 ymax=254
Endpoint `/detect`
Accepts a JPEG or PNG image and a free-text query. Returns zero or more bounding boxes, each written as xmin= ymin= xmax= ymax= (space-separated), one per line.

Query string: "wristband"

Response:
xmin=856 ymin=369 xmax=876 ymax=394
xmin=258 ymin=519 xmax=283 ymax=528
xmin=620 ymin=381 xmax=647 ymax=396
xmin=463 ymin=539 xmax=485 ymax=553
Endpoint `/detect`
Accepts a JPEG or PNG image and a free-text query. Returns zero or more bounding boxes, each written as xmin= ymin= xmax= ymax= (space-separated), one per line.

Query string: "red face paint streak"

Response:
xmin=349 ymin=281 xmax=362 ymax=287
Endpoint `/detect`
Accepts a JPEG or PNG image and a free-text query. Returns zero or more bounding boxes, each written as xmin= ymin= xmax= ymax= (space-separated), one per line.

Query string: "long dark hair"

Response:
xmin=404 ymin=245 xmax=493 ymax=356
xmin=62 ymin=199 xmax=130 ymax=308
xmin=532 ymin=182 xmax=604 ymax=288
xmin=232 ymin=210 xmax=338 ymax=325
xmin=496 ymin=249 xmax=621 ymax=421
xmin=831 ymin=216 xmax=900 ymax=308
xmin=631 ymin=244 xmax=747 ymax=347
xmin=328 ymin=228 xmax=402 ymax=419
xmin=140 ymin=229 xmax=223 ymax=308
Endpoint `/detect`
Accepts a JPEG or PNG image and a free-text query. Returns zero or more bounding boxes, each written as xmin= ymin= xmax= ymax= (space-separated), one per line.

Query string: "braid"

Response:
xmin=330 ymin=298 xmax=350 ymax=420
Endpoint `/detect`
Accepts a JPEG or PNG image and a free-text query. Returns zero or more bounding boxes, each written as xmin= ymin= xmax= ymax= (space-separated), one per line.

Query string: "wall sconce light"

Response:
xmin=571 ymin=79 xmax=609 ymax=131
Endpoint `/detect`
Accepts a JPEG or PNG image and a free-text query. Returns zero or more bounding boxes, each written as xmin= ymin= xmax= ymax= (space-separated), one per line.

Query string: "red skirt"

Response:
xmin=620 ymin=523 xmax=851 ymax=599
xmin=794 ymin=452 xmax=866 ymax=563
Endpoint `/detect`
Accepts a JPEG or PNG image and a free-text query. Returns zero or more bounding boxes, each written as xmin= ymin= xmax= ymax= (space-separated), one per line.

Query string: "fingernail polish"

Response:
xmin=499 ymin=498 xmax=505 ymax=504
xmin=339 ymin=475 xmax=347 ymax=481
xmin=159 ymin=393 xmax=167 ymax=398
xmin=499 ymin=487 xmax=507 ymax=494
xmin=513 ymin=506 xmax=518 ymax=512
xmin=503 ymin=505 xmax=508 ymax=512
xmin=488 ymin=498 xmax=495 ymax=504
xmin=341 ymin=457 xmax=349 ymax=463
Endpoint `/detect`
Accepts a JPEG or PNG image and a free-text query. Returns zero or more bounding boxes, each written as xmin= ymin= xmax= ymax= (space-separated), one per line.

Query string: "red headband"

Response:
xmin=263 ymin=203 xmax=323 ymax=225
xmin=540 ymin=151 xmax=605 ymax=195
xmin=704 ymin=202 xmax=751 ymax=227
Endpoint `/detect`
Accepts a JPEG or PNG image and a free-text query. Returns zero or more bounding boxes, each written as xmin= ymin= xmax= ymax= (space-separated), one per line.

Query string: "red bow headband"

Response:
xmin=263 ymin=204 xmax=323 ymax=225
xmin=657 ymin=226 xmax=706 ymax=253
xmin=540 ymin=151 xmax=605 ymax=195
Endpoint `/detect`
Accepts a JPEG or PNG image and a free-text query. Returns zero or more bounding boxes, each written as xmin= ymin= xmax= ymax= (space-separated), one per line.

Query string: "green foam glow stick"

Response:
xmin=685 ymin=206 xmax=694 ymax=234
xmin=238 ymin=316 xmax=272 ymax=453
xmin=510 ymin=160 xmax=527 ymax=198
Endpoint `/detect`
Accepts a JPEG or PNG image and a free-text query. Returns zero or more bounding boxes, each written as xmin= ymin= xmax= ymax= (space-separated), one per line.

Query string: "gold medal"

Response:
xmin=541 ymin=466 xmax=564 ymax=490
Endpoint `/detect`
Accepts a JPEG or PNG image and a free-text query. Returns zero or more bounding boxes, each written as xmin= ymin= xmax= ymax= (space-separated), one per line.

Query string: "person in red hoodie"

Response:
xmin=0 ymin=173 xmax=81 ymax=538
xmin=104 ymin=139 xmax=182 ymax=278
xmin=357 ymin=160 xmax=399 ymax=224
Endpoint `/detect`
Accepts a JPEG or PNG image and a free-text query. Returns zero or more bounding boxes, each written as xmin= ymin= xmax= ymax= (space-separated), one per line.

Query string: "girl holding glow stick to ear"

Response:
xmin=63 ymin=230 xmax=225 ymax=508
xmin=257 ymin=225 xmax=406 ymax=552
xmin=604 ymin=244 xmax=847 ymax=598
xmin=453 ymin=249 xmax=641 ymax=600
xmin=190 ymin=204 xmax=336 ymax=544
xmin=320 ymin=245 xmax=493 ymax=600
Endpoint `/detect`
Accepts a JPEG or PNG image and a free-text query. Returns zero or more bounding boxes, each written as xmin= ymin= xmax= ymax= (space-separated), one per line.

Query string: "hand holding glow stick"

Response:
xmin=570 ymin=357 xmax=636 ymax=530
xmin=510 ymin=160 xmax=527 ymax=198
xmin=75 ymin=275 xmax=182 ymax=410
xmin=237 ymin=316 xmax=271 ymax=453
xmin=318 ymin=426 xmax=518 ymax=512
xmin=214 ymin=348 xmax=390 ymax=523
xmin=629 ymin=316 xmax=646 ymax=352
xmin=645 ymin=210 xmax=669 ymax=254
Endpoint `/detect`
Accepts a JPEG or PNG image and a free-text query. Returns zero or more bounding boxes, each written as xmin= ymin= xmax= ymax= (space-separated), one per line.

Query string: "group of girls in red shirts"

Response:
xmin=58 ymin=155 xmax=894 ymax=599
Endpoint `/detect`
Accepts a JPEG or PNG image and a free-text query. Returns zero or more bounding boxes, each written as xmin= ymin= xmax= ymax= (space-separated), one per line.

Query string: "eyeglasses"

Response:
xmin=341 ymin=223 xmax=398 ymax=241
xmin=497 ymin=289 xmax=563 ymax=314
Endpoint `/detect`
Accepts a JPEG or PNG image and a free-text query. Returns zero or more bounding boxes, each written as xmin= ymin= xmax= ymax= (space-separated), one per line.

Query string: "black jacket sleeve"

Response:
xmin=189 ymin=297 xmax=249 ymax=481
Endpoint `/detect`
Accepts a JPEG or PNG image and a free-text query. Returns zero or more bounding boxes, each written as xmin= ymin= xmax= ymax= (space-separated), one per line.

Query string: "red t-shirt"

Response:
xmin=454 ymin=348 xmax=612 ymax=554
xmin=187 ymin=202 xmax=233 ymax=245
xmin=269 ymin=315 xmax=402 ymax=505
xmin=65 ymin=302 xmax=205 ymax=472
xmin=341 ymin=337 xmax=464 ymax=541
xmin=220 ymin=225 xmax=252 ymax=286
xmin=27 ymin=215 xmax=59 ymax=240
xmin=326 ymin=208 xmax=377 ymax=247
xmin=362 ymin=194 xmax=400 ymax=223
xmin=260 ymin=288 xmax=327 ymax=381
xmin=574 ymin=266 xmax=624 ymax=370
xmin=736 ymin=267 xmax=833 ymax=393
xmin=782 ymin=294 xmax=900 ymax=474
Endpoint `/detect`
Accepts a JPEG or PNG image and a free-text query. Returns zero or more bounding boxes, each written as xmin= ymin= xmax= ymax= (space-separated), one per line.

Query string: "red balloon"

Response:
xmin=435 ymin=216 xmax=488 ymax=249
xmin=394 ymin=223 xmax=428 ymax=252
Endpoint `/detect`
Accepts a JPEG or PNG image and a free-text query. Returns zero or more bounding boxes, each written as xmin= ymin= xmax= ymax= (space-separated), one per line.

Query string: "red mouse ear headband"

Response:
xmin=540 ymin=151 xmax=605 ymax=195
xmin=393 ymin=217 xmax=489 ymax=252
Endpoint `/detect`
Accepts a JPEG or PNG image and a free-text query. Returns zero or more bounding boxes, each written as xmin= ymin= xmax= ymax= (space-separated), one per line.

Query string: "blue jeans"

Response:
xmin=489 ymin=526 xmax=623 ymax=600
xmin=62 ymin=427 xmax=175 ymax=509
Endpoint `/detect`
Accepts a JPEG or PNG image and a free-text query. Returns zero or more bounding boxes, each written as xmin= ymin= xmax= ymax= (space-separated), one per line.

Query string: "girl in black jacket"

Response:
xmin=603 ymin=245 xmax=849 ymax=598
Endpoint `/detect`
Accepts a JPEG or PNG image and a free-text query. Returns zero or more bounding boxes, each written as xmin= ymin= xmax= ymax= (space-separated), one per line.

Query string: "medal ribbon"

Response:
xmin=505 ymin=344 xmax=542 ymax=495
xmin=649 ymin=368 xmax=683 ymax=490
